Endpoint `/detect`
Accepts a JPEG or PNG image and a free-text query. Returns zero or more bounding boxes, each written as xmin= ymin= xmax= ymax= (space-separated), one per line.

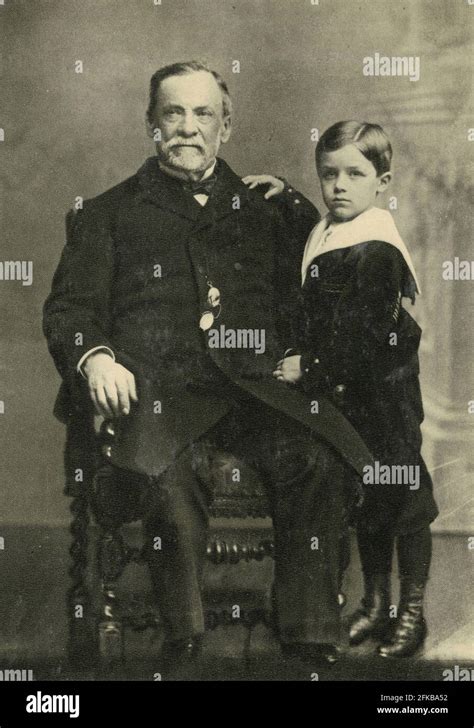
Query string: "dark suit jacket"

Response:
xmin=43 ymin=156 xmax=374 ymax=482
xmin=297 ymin=240 xmax=438 ymax=533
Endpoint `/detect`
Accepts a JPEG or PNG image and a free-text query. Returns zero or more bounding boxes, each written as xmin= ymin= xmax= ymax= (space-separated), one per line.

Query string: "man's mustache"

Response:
xmin=168 ymin=141 xmax=204 ymax=151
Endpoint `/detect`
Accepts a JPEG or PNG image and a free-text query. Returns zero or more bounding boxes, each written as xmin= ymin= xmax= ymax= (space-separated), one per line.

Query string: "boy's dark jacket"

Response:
xmin=296 ymin=239 xmax=439 ymax=533
xmin=43 ymin=156 xmax=375 ymax=485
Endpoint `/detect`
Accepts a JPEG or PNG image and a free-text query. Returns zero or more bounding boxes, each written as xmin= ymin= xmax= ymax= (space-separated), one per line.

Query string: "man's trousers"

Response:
xmin=138 ymin=399 xmax=352 ymax=647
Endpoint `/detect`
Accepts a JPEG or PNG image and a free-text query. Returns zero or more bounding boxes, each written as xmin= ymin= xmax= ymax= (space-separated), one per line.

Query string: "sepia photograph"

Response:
xmin=1 ymin=0 xmax=473 ymax=718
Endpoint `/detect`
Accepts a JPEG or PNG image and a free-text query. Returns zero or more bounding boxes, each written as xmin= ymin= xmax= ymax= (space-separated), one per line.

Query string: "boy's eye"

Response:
xmin=322 ymin=171 xmax=336 ymax=180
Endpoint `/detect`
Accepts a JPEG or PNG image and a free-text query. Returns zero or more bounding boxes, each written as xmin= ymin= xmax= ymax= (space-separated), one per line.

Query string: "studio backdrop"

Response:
xmin=1 ymin=0 xmax=473 ymax=532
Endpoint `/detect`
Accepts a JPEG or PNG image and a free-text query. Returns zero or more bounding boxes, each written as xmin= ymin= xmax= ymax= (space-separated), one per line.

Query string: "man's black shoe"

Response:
xmin=161 ymin=636 xmax=203 ymax=663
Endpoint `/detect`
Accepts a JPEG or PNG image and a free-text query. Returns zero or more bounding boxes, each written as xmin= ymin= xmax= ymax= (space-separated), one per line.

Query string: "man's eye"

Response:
xmin=197 ymin=110 xmax=213 ymax=118
xmin=322 ymin=171 xmax=336 ymax=179
xmin=164 ymin=110 xmax=181 ymax=119
xmin=349 ymin=171 xmax=363 ymax=177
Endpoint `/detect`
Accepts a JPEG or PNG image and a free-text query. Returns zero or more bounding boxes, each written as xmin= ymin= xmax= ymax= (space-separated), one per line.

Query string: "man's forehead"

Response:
xmin=157 ymin=71 xmax=222 ymax=107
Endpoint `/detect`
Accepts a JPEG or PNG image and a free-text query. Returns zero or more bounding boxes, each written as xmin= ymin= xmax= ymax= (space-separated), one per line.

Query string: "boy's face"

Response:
xmin=317 ymin=144 xmax=391 ymax=222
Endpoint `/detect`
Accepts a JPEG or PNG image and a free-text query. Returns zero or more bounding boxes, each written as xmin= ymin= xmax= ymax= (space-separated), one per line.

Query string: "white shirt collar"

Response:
xmin=301 ymin=206 xmax=421 ymax=295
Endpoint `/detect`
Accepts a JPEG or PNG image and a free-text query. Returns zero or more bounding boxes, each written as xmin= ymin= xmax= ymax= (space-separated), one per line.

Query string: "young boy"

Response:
xmin=271 ymin=121 xmax=438 ymax=657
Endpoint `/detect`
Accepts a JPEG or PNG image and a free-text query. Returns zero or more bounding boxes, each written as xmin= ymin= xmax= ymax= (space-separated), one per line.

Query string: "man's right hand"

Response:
xmin=83 ymin=352 xmax=138 ymax=418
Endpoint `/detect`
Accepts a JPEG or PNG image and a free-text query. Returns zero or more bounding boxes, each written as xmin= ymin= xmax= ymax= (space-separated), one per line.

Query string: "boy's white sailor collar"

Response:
xmin=301 ymin=206 xmax=421 ymax=294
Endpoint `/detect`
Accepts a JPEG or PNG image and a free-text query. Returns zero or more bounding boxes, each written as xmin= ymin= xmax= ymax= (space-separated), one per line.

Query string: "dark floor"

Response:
xmin=0 ymin=525 xmax=472 ymax=681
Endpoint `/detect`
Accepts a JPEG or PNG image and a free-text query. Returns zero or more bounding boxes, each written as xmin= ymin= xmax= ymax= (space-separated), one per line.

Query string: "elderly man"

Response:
xmin=43 ymin=61 xmax=372 ymax=666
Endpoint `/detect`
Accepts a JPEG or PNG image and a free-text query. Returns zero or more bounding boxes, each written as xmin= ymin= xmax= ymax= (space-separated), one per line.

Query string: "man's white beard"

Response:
xmin=161 ymin=146 xmax=210 ymax=173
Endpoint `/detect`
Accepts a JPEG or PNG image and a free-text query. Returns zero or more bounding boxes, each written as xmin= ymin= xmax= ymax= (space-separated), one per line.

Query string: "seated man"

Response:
xmin=43 ymin=61 xmax=372 ymax=666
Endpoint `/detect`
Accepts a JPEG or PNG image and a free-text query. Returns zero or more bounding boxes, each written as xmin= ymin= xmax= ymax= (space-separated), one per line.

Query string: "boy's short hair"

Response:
xmin=316 ymin=121 xmax=393 ymax=176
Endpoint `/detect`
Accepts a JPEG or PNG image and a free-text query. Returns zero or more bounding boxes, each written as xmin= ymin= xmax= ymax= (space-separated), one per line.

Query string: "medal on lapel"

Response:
xmin=199 ymin=280 xmax=222 ymax=330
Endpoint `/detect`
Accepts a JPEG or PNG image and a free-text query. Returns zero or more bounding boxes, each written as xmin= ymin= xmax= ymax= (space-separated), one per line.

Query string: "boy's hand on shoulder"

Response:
xmin=242 ymin=174 xmax=285 ymax=199
xmin=273 ymin=355 xmax=303 ymax=384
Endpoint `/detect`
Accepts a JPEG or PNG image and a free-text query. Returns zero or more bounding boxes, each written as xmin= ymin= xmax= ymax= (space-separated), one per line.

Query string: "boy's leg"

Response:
xmin=357 ymin=528 xmax=395 ymax=574
xmin=378 ymin=525 xmax=432 ymax=658
xmin=396 ymin=524 xmax=432 ymax=584
xmin=347 ymin=529 xmax=394 ymax=645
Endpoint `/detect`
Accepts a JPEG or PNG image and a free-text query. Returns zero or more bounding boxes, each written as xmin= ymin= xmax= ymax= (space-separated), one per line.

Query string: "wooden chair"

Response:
xmin=66 ymin=419 xmax=279 ymax=666
xmin=66 ymin=418 xmax=349 ymax=667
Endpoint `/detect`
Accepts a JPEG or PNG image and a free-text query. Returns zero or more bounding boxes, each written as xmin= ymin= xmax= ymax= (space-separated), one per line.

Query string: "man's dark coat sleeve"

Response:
xmin=43 ymin=203 xmax=116 ymax=381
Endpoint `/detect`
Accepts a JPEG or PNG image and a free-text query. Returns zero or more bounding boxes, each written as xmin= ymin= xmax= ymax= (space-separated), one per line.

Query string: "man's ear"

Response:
xmin=220 ymin=115 xmax=232 ymax=144
xmin=376 ymin=171 xmax=392 ymax=194
xmin=145 ymin=116 xmax=156 ymax=140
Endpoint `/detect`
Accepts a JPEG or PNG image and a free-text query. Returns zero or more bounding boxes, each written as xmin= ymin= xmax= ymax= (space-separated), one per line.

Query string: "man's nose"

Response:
xmin=178 ymin=111 xmax=199 ymax=136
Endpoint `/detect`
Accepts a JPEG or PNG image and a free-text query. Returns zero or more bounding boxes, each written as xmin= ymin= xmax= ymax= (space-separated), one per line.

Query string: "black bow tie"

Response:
xmin=182 ymin=174 xmax=217 ymax=196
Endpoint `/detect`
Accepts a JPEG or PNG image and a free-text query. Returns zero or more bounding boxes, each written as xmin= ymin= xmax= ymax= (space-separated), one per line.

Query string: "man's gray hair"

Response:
xmin=146 ymin=61 xmax=232 ymax=124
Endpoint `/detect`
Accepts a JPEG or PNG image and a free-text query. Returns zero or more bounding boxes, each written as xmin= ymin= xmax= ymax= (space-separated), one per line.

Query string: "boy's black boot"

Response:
xmin=378 ymin=581 xmax=427 ymax=658
xmin=348 ymin=572 xmax=391 ymax=645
